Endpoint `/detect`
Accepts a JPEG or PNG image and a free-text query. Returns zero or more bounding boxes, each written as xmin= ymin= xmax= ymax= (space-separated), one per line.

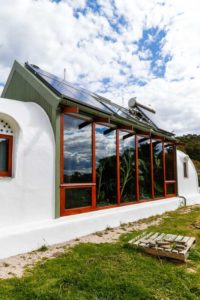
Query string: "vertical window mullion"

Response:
xmin=150 ymin=138 xmax=154 ymax=199
xmin=116 ymin=129 xmax=120 ymax=205
xmin=135 ymin=135 xmax=139 ymax=201
xmin=163 ymin=141 xmax=166 ymax=197
xmin=92 ymin=122 xmax=96 ymax=208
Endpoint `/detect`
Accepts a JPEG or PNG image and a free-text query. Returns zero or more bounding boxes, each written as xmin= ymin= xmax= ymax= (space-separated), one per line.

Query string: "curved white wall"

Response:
xmin=0 ymin=98 xmax=55 ymax=228
xmin=177 ymin=150 xmax=199 ymax=204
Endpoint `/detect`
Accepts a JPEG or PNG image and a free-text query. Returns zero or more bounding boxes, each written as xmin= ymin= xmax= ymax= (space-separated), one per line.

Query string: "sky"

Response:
xmin=0 ymin=0 xmax=200 ymax=135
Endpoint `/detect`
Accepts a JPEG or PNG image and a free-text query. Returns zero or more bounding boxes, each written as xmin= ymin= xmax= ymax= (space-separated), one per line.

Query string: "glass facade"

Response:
xmin=61 ymin=114 xmax=177 ymax=215
xmin=120 ymin=132 xmax=136 ymax=202
xmin=95 ymin=125 xmax=117 ymax=206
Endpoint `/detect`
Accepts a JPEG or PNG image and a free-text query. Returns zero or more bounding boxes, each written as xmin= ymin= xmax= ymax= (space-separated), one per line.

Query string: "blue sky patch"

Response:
xmin=137 ymin=27 xmax=171 ymax=77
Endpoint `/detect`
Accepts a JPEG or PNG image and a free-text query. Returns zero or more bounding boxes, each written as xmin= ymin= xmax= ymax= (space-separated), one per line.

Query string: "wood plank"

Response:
xmin=134 ymin=232 xmax=155 ymax=245
xmin=164 ymin=234 xmax=177 ymax=242
xmin=128 ymin=232 xmax=195 ymax=262
xmin=174 ymin=235 xmax=184 ymax=242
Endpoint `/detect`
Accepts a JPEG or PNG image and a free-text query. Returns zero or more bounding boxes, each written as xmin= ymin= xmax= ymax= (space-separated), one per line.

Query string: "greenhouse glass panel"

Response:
xmin=138 ymin=136 xmax=152 ymax=199
xmin=63 ymin=115 xmax=92 ymax=183
xmin=96 ymin=125 xmax=117 ymax=206
xmin=65 ymin=188 xmax=92 ymax=209
xmin=152 ymin=140 xmax=164 ymax=198
xmin=119 ymin=132 xmax=136 ymax=202
xmin=165 ymin=144 xmax=175 ymax=180
xmin=166 ymin=183 xmax=175 ymax=195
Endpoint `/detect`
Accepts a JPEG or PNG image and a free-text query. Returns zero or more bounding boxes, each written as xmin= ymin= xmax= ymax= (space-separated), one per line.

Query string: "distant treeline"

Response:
xmin=177 ymin=134 xmax=200 ymax=173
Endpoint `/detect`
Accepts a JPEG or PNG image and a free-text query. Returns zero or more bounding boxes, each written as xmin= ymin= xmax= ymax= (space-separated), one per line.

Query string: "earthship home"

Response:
xmin=0 ymin=60 xmax=199 ymax=259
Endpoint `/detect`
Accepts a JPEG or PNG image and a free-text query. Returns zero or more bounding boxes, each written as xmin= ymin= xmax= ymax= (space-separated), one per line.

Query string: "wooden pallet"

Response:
xmin=128 ymin=232 xmax=196 ymax=262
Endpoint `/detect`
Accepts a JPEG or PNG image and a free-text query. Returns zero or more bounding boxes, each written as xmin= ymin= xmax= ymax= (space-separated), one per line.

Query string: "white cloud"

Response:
xmin=0 ymin=0 xmax=200 ymax=135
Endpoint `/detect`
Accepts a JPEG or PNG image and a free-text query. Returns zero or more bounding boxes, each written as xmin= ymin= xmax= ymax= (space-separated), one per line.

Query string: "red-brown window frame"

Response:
xmin=60 ymin=112 xmax=95 ymax=216
xmin=137 ymin=134 xmax=153 ymax=201
xmin=163 ymin=142 xmax=177 ymax=197
xmin=0 ymin=134 xmax=13 ymax=177
xmin=60 ymin=110 xmax=178 ymax=216
xmin=151 ymin=138 xmax=165 ymax=199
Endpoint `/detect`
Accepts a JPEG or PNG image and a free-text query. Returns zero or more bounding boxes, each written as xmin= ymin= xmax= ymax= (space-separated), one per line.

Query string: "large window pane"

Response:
xmin=138 ymin=136 xmax=152 ymax=199
xmin=65 ymin=188 xmax=91 ymax=209
xmin=64 ymin=115 xmax=92 ymax=183
xmin=152 ymin=140 xmax=164 ymax=198
xmin=96 ymin=125 xmax=117 ymax=206
xmin=165 ymin=144 xmax=175 ymax=180
xmin=120 ymin=132 xmax=136 ymax=202
xmin=0 ymin=138 xmax=8 ymax=172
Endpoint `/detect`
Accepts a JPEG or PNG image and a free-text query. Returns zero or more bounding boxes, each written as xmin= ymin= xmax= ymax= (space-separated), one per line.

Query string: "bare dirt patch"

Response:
xmin=0 ymin=217 xmax=162 ymax=279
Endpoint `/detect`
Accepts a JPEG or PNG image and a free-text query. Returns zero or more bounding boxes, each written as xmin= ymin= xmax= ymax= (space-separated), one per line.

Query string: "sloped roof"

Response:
xmin=1 ymin=60 xmax=175 ymax=139
xmin=25 ymin=62 xmax=174 ymax=138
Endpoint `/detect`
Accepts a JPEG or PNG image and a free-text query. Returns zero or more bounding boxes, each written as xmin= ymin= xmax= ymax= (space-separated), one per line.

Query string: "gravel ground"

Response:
xmin=0 ymin=217 xmax=163 ymax=279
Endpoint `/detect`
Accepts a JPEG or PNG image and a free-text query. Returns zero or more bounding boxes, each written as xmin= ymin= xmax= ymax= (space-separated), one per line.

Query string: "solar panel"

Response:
xmin=26 ymin=63 xmax=113 ymax=115
xmin=25 ymin=63 xmax=157 ymax=130
xmin=138 ymin=107 xmax=159 ymax=128
xmin=101 ymin=101 xmax=133 ymax=120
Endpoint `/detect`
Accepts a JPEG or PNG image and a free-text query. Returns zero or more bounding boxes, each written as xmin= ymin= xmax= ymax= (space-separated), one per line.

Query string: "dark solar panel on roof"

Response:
xmin=26 ymin=63 xmax=113 ymax=115
xmin=25 ymin=63 xmax=159 ymax=130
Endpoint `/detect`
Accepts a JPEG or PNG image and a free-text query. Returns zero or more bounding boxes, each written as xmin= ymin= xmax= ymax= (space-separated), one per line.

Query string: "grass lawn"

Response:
xmin=1 ymin=206 xmax=200 ymax=300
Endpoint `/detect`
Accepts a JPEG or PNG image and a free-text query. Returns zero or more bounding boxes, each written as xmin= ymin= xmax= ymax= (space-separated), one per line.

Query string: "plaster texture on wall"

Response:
xmin=0 ymin=98 xmax=55 ymax=228
xmin=176 ymin=150 xmax=200 ymax=204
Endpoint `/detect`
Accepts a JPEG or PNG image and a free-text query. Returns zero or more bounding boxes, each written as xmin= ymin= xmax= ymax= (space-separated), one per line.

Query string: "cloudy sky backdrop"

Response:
xmin=0 ymin=0 xmax=200 ymax=135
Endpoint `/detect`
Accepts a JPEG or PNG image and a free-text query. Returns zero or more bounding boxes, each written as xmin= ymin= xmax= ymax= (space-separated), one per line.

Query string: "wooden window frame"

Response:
xmin=0 ymin=134 xmax=13 ymax=177
xmin=137 ymin=134 xmax=153 ymax=201
xmin=163 ymin=143 xmax=177 ymax=197
xmin=60 ymin=113 xmax=94 ymax=216
xmin=151 ymin=138 xmax=165 ymax=199
xmin=60 ymin=110 xmax=178 ymax=217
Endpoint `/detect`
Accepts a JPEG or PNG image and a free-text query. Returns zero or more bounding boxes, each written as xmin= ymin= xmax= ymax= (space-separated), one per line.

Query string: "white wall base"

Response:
xmin=1 ymin=196 xmax=200 ymax=260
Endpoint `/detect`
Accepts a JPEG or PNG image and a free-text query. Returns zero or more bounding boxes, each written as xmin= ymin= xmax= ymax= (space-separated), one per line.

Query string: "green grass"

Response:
xmin=1 ymin=206 xmax=200 ymax=299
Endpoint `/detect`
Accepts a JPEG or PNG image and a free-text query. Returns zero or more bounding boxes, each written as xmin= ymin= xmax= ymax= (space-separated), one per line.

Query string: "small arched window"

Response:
xmin=0 ymin=119 xmax=13 ymax=177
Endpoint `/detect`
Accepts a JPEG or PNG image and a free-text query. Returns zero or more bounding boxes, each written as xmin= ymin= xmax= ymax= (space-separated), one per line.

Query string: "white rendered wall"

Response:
xmin=0 ymin=197 xmax=185 ymax=259
xmin=0 ymin=98 xmax=55 ymax=228
xmin=176 ymin=150 xmax=200 ymax=204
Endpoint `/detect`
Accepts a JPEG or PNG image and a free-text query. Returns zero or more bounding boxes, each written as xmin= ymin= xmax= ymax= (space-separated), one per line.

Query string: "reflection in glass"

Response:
xmin=166 ymin=183 xmax=175 ymax=195
xmin=165 ymin=144 xmax=175 ymax=180
xmin=120 ymin=132 xmax=136 ymax=202
xmin=64 ymin=115 xmax=92 ymax=183
xmin=0 ymin=138 xmax=8 ymax=172
xmin=65 ymin=188 xmax=91 ymax=209
xmin=96 ymin=125 xmax=117 ymax=206
xmin=138 ymin=136 xmax=152 ymax=199
xmin=152 ymin=140 xmax=164 ymax=198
